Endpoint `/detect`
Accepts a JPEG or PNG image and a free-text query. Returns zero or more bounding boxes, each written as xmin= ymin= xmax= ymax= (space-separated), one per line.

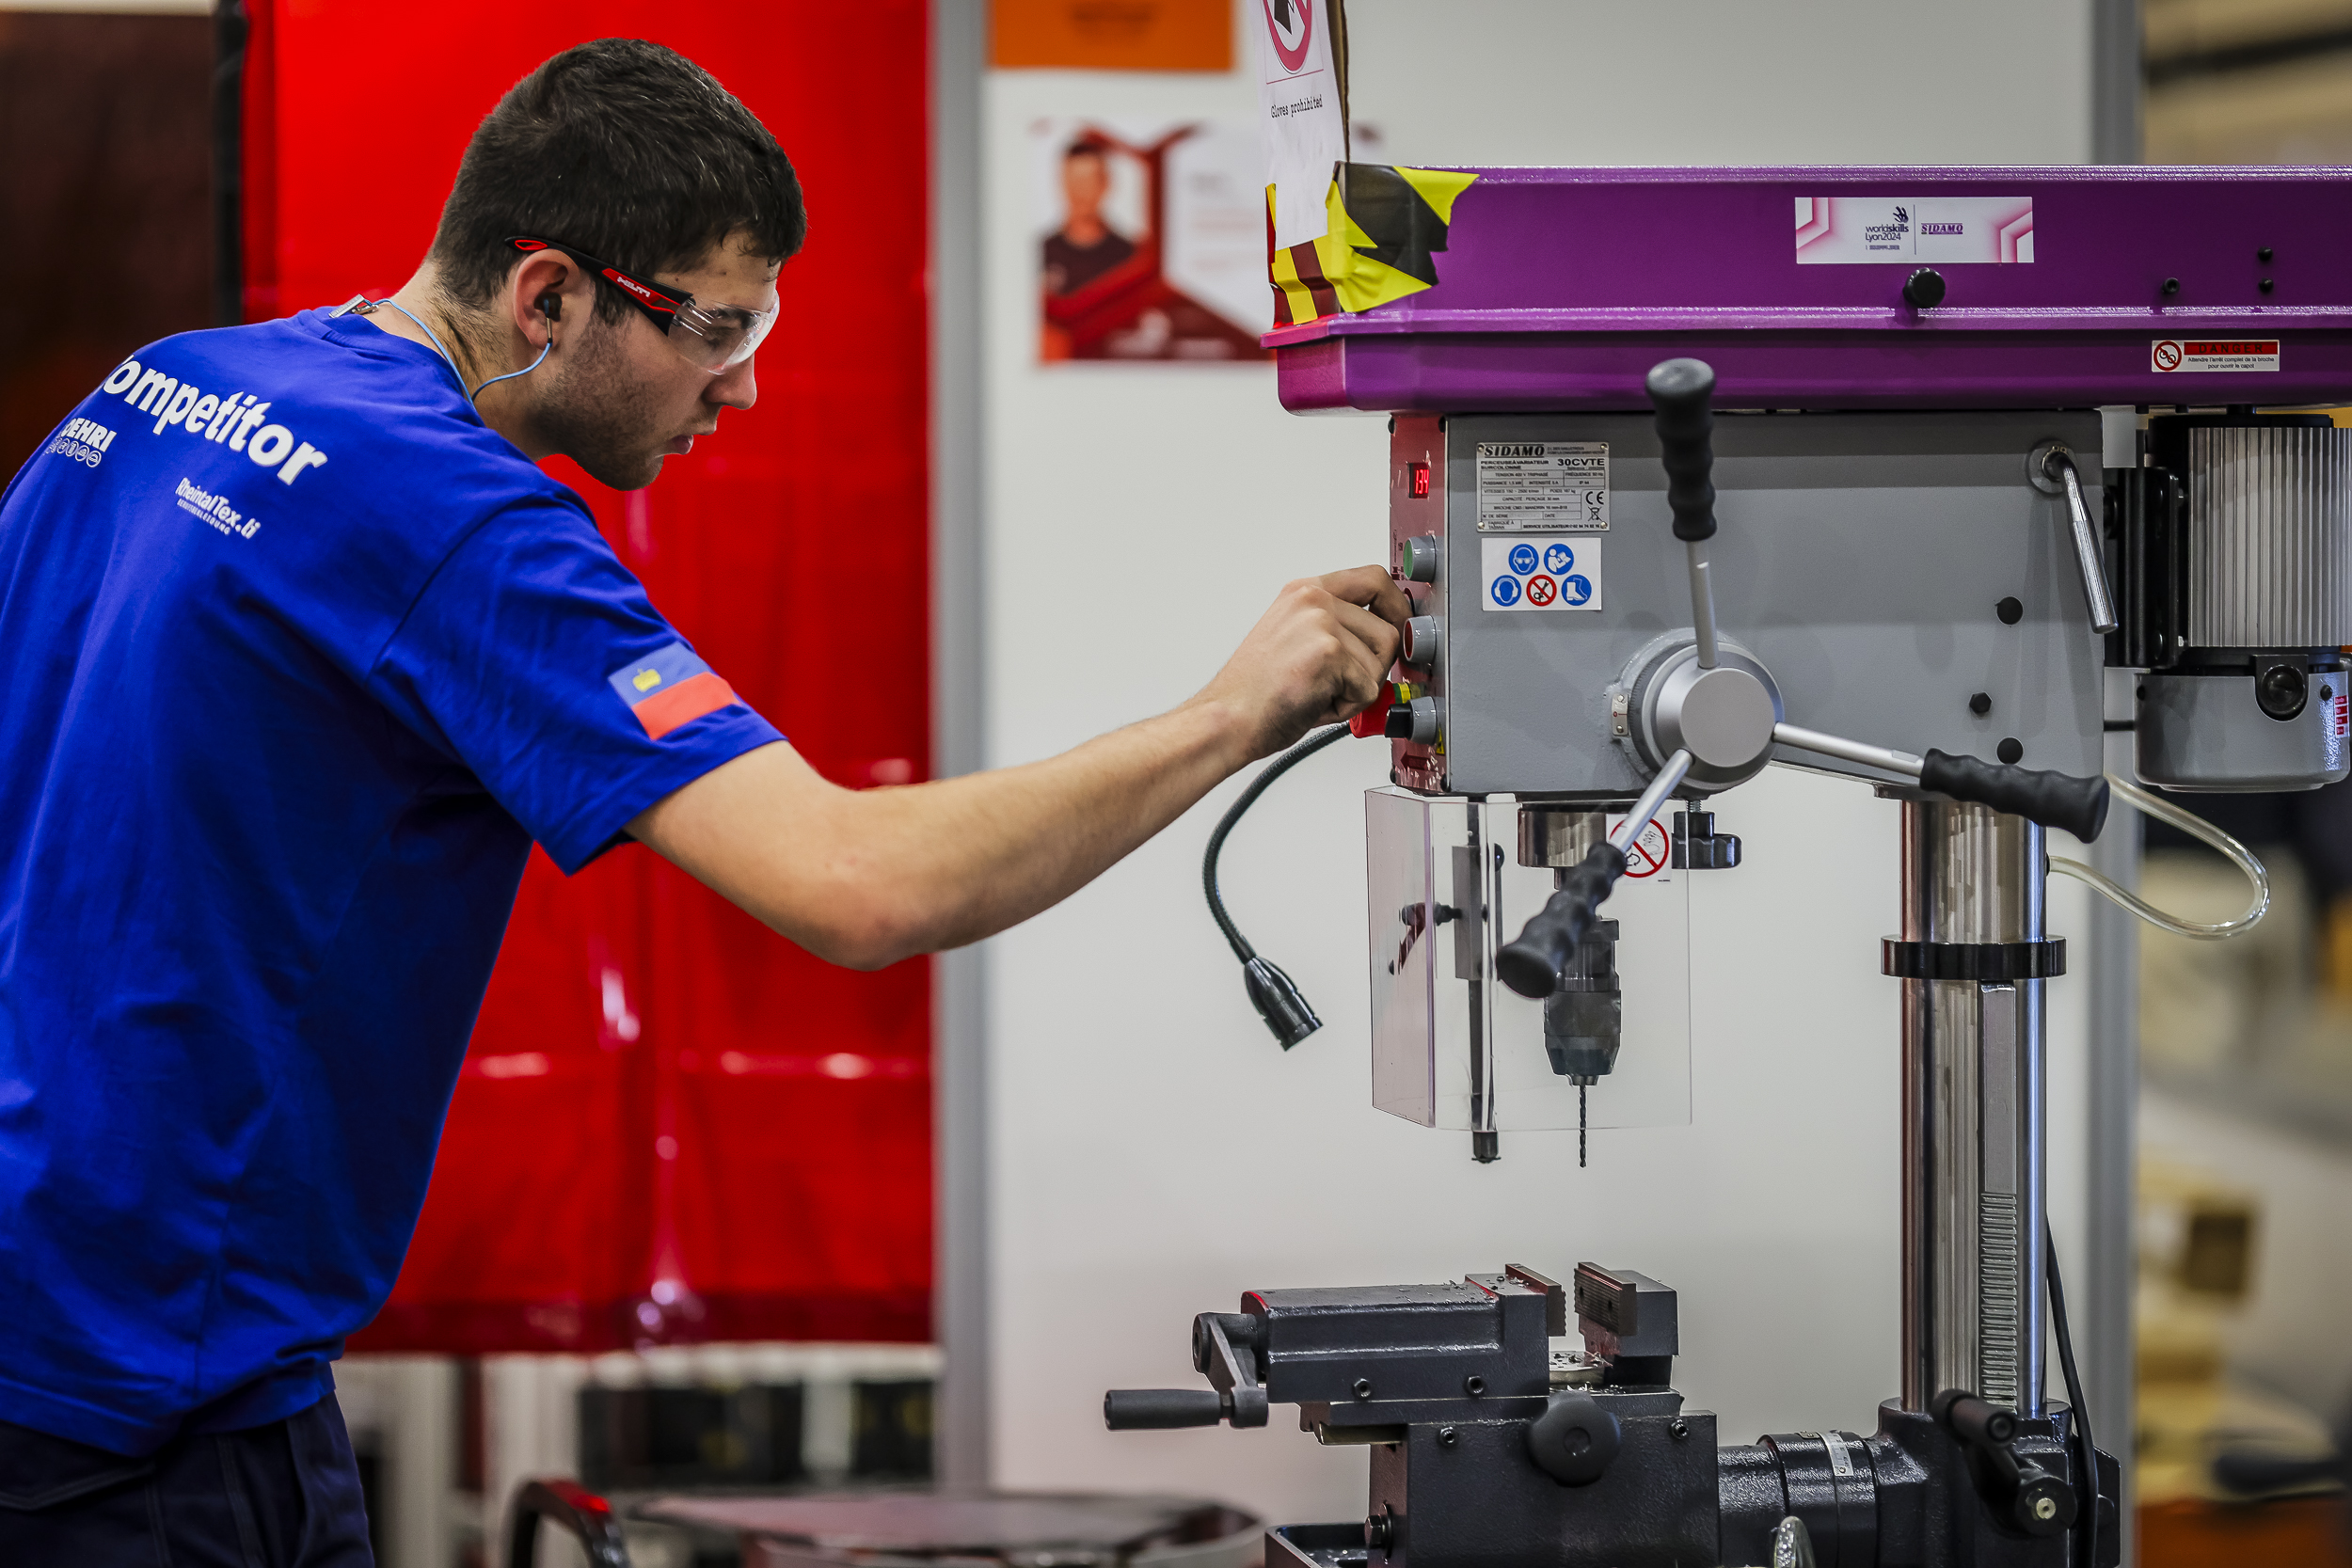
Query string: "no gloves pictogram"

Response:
xmin=1619 ymin=818 xmax=1670 ymax=879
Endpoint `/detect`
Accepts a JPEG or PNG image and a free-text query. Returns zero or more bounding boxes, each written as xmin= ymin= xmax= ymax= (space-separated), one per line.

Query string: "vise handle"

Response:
xmin=1104 ymin=1312 xmax=1269 ymax=1431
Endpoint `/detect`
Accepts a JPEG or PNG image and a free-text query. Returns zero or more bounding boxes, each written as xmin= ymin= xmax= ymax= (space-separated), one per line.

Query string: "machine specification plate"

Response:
xmin=1474 ymin=441 xmax=1608 ymax=531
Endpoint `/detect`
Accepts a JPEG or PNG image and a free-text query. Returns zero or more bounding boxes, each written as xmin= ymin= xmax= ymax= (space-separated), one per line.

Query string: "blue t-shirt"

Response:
xmin=0 ymin=309 xmax=783 ymax=1454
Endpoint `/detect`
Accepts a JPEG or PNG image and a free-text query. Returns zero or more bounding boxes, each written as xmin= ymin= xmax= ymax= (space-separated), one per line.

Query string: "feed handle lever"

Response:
xmin=1497 ymin=359 xmax=2112 ymax=1000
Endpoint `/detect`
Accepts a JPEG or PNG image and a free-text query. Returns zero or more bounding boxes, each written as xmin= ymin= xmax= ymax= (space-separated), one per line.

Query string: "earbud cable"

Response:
xmin=346 ymin=294 xmax=553 ymax=405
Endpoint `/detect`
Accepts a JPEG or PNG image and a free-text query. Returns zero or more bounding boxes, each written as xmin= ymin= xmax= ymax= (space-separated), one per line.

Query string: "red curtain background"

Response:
xmin=240 ymin=0 xmax=933 ymax=1353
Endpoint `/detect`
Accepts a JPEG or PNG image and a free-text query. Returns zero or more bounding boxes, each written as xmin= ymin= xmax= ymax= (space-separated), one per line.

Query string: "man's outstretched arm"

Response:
xmin=629 ymin=566 xmax=1406 ymax=969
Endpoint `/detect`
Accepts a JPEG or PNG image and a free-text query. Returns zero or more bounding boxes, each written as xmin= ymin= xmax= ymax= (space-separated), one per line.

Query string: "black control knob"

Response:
xmin=1903 ymin=268 xmax=1947 ymax=309
xmin=1526 ymin=1392 xmax=1621 ymax=1486
xmin=2256 ymin=662 xmax=2309 ymax=721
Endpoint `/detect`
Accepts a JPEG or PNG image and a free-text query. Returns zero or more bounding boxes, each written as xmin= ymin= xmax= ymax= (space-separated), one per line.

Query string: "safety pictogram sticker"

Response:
xmin=2152 ymin=338 xmax=2279 ymax=373
xmin=1605 ymin=816 xmax=1671 ymax=879
xmin=1482 ymin=536 xmax=1603 ymax=613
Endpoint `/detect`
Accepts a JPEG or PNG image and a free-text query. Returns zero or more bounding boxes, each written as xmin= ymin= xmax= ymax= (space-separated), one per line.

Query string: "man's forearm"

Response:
xmin=832 ymin=696 xmax=1258 ymax=960
xmin=633 ymin=565 xmax=1406 ymax=967
xmin=634 ymin=697 xmax=1258 ymax=968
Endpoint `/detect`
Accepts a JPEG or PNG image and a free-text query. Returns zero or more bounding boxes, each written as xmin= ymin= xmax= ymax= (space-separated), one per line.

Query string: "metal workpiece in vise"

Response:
xmin=1104 ymin=1261 xmax=2117 ymax=1568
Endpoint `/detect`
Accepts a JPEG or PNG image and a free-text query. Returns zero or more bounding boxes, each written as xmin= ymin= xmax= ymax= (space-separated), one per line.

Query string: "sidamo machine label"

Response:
xmin=1475 ymin=441 xmax=1608 ymax=531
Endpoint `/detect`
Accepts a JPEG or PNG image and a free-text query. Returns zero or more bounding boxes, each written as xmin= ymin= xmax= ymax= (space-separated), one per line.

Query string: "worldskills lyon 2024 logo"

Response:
xmin=1490 ymin=540 xmax=1592 ymax=608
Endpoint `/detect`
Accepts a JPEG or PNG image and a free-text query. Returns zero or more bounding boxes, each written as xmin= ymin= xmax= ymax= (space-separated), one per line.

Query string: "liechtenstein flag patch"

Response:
xmin=606 ymin=641 xmax=741 ymax=740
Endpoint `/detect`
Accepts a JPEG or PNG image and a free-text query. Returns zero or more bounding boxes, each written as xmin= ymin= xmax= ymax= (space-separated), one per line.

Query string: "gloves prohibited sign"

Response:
xmin=1483 ymin=537 xmax=1602 ymax=612
xmin=1605 ymin=815 xmax=1672 ymax=879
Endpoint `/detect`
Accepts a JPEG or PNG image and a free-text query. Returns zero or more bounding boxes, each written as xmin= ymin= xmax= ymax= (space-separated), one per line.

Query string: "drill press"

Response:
xmin=1127 ymin=166 xmax=2343 ymax=1567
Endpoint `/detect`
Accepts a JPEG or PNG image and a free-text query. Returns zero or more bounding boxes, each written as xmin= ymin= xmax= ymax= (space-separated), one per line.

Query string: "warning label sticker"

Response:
xmin=1475 ymin=441 xmax=1609 ymax=531
xmin=1604 ymin=814 xmax=1671 ymax=881
xmin=2152 ymin=339 xmax=2280 ymax=373
xmin=1482 ymin=537 xmax=1601 ymax=613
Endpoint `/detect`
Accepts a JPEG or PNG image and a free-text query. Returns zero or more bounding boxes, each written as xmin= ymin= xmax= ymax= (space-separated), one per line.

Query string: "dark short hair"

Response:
xmin=429 ymin=39 xmax=806 ymax=323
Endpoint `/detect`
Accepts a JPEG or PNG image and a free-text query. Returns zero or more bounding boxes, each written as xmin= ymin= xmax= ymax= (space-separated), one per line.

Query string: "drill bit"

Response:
xmin=1579 ymin=1084 xmax=1588 ymax=1167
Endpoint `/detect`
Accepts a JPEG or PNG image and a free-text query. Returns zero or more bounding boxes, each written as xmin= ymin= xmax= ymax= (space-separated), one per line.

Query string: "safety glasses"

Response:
xmin=505 ymin=236 xmax=777 ymax=374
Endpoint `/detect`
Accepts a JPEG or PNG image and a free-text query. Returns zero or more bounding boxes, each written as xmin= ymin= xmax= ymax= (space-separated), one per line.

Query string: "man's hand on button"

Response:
xmin=1198 ymin=565 xmax=1408 ymax=761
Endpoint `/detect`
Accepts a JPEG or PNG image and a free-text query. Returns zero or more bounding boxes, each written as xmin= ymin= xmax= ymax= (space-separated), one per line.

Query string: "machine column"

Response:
xmin=1896 ymin=799 xmax=2047 ymax=1416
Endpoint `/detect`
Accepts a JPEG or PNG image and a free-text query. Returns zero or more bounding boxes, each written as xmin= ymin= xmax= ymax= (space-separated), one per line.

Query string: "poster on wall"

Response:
xmin=1033 ymin=119 xmax=1272 ymax=363
xmin=991 ymin=0 xmax=1231 ymax=70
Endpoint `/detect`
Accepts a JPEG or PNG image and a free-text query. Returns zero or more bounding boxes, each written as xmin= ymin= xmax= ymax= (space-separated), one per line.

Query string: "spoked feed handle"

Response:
xmin=1647 ymin=357 xmax=1725 ymax=667
xmin=1772 ymin=724 xmax=2111 ymax=843
xmin=1495 ymin=750 xmax=1695 ymax=999
xmin=1495 ymin=841 xmax=1630 ymax=999
xmin=1917 ymin=749 xmax=2111 ymax=844
xmin=1646 ymin=357 xmax=1718 ymax=544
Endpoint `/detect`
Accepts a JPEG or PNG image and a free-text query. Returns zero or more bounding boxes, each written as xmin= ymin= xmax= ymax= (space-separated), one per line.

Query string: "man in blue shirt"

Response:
xmin=0 ymin=39 xmax=1404 ymax=1565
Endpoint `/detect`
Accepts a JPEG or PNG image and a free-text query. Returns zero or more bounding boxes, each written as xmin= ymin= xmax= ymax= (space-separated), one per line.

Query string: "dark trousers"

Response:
xmin=0 ymin=1395 xmax=373 ymax=1566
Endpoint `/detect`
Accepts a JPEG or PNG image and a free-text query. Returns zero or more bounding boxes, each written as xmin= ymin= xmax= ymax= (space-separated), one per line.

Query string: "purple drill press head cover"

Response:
xmin=1269 ymin=166 xmax=2352 ymax=412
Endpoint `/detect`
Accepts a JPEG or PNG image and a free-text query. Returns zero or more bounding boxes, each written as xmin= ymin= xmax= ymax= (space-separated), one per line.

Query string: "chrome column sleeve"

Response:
xmin=1897 ymin=800 xmax=2047 ymax=1416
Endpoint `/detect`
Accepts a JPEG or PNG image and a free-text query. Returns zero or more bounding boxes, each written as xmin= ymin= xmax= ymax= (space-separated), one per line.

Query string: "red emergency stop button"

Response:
xmin=1350 ymin=681 xmax=1398 ymax=739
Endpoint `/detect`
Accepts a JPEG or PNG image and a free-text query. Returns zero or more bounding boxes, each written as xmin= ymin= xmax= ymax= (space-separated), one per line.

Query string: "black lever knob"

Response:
xmin=1938 ymin=1390 xmax=2018 ymax=1448
xmin=1903 ymin=267 xmax=1947 ymax=309
xmin=1933 ymin=1389 xmax=2077 ymax=1539
xmin=1496 ymin=842 xmax=1628 ymax=998
xmin=1917 ymin=750 xmax=2109 ymax=843
xmin=1645 ymin=358 xmax=1717 ymax=543
xmin=1527 ymin=1392 xmax=1622 ymax=1486
xmin=1104 ymin=1389 xmax=1225 ymax=1430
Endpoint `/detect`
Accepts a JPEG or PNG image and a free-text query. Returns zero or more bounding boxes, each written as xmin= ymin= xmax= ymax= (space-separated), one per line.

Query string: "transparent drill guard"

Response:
xmin=1366 ymin=787 xmax=1692 ymax=1132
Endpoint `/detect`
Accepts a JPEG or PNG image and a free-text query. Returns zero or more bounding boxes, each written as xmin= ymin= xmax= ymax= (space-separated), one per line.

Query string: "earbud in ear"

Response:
xmin=537 ymin=293 xmax=562 ymax=322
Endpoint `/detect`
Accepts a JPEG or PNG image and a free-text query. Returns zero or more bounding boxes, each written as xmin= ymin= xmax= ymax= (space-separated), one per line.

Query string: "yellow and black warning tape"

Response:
xmin=1270 ymin=163 xmax=1478 ymax=327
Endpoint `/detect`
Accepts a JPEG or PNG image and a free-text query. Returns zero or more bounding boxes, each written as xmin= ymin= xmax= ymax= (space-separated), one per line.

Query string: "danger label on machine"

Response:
xmin=2152 ymin=338 xmax=2280 ymax=373
xmin=1482 ymin=537 xmax=1601 ymax=612
xmin=1474 ymin=441 xmax=1609 ymax=531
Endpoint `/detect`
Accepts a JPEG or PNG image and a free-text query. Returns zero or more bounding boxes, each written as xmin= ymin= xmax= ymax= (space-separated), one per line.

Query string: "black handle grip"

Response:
xmin=1918 ymin=750 xmax=2110 ymax=843
xmin=1105 ymin=1388 xmax=1225 ymax=1430
xmin=1495 ymin=842 xmax=1628 ymax=999
xmin=1932 ymin=1389 xmax=2019 ymax=1449
xmin=1645 ymin=358 xmax=1717 ymax=543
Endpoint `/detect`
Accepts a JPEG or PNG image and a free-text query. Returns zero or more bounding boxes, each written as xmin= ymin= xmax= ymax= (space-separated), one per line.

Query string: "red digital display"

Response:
xmin=1408 ymin=461 xmax=1430 ymax=499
